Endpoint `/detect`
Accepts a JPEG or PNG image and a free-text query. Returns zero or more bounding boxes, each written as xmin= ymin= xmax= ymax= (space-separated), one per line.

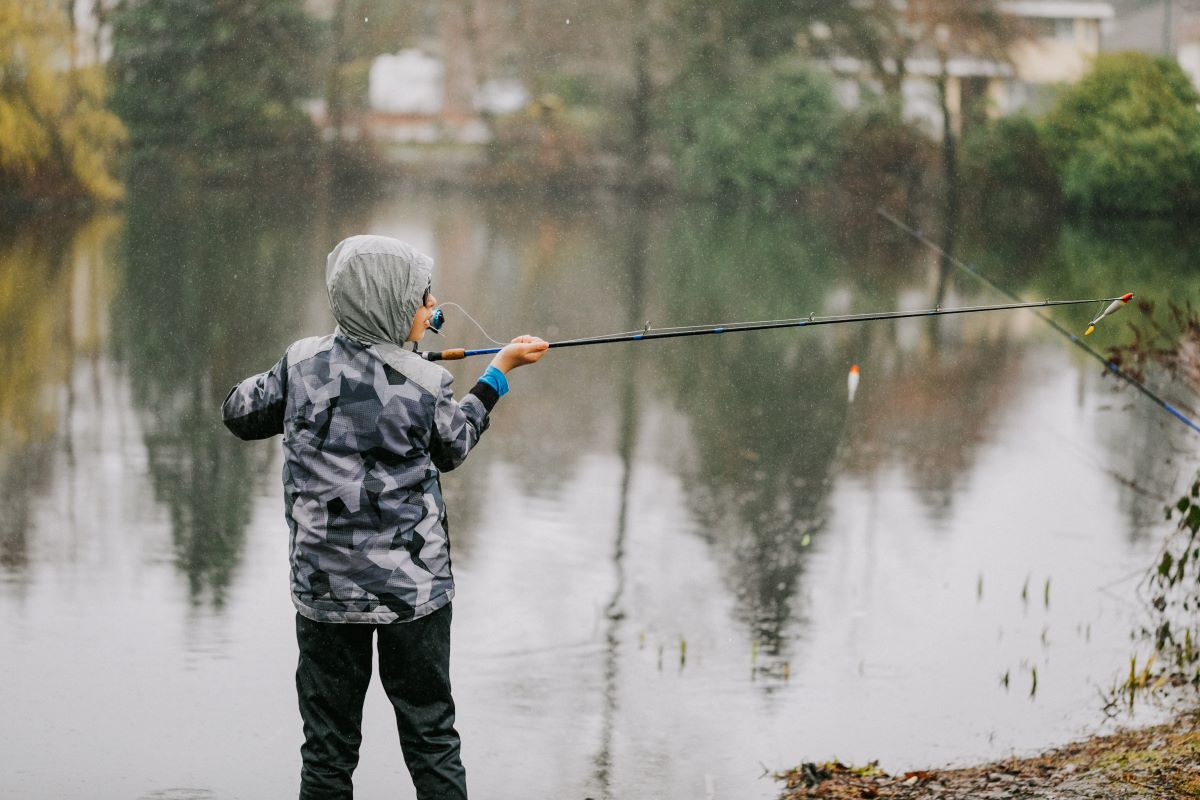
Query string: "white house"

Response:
xmin=829 ymin=1 xmax=1115 ymax=139
xmin=1103 ymin=1 xmax=1200 ymax=92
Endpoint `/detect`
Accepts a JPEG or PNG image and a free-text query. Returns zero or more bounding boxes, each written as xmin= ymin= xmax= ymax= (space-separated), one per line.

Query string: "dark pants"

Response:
xmin=295 ymin=604 xmax=467 ymax=800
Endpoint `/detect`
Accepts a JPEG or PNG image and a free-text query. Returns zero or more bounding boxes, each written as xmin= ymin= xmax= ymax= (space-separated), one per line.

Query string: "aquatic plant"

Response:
xmin=1148 ymin=479 xmax=1200 ymax=689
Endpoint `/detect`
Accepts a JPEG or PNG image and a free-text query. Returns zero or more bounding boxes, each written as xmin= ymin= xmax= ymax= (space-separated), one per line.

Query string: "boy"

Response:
xmin=221 ymin=235 xmax=547 ymax=800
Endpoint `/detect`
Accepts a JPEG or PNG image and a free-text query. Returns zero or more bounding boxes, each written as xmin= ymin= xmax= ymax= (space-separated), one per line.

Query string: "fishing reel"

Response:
xmin=429 ymin=306 xmax=445 ymax=335
xmin=410 ymin=305 xmax=445 ymax=354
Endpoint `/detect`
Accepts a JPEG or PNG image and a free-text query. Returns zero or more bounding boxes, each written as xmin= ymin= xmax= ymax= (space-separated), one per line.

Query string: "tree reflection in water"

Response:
xmin=0 ymin=215 xmax=117 ymax=582
xmin=646 ymin=203 xmax=1034 ymax=667
xmin=653 ymin=208 xmax=845 ymax=660
xmin=113 ymin=173 xmax=315 ymax=608
xmin=592 ymin=194 xmax=649 ymax=800
xmin=950 ymin=214 xmax=1200 ymax=540
xmin=0 ymin=228 xmax=64 ymax=574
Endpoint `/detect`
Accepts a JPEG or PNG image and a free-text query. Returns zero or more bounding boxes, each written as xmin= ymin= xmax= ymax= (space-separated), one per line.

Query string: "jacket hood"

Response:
xmin=326 ymin=235 xmax=433 ymax=347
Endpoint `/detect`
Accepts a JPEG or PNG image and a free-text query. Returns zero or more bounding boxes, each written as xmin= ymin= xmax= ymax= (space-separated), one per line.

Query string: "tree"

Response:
xmin=662 ymin=0 xmax=1021 ymax=207
xmin=911 ymin=0 xmax=1023 ymax=216
xmin=669 ymin=58 xmax=840 ymax=204
xmin=0 ymin=0 xmax=125 ymax=204
xmin=810 ymin=0 xmax=1019 ymax=116
xmin=109 ymin=0 xmax=318 ymax=179
xmin=1042 ymin=52 xmax=1200 ymax=215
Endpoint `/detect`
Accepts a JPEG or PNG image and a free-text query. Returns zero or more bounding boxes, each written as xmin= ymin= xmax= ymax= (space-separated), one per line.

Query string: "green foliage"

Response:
xmin=665 ymin=0 xmax=816 ymax=70
xmin=961 ymin=115 xmax=1059 ymax=198
xmin=110 ymin=0 xmax=319 ymax=180
xmin=835 ymin=108 xmax=936 ymax=207
xmin=1041 ymin=52 xmax=1200 ymax=215
xmin=114 ymin=173 xmax=315 ymax=606
xmin=0 ymin=0 xmax=126 ymax=205
xmin=1151 ymin=477 xmax=1200 ymax=686
xmin=668 ymin=59 xmax=841 ymax=205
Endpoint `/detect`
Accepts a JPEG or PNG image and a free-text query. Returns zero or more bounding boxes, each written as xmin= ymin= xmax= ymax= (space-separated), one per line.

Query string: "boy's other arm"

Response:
xmin=221 ymin=355 xmax=288 ymax=440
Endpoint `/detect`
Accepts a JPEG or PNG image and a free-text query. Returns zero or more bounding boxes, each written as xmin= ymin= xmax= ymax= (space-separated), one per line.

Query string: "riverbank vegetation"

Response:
xmin=667 ymin=60 xmax=841 ymax=205
xmin=1110 ymin=304 xmax=1200 ymax=692
xmin=1014 ymin=52 xmax=1200 ymax=216
xmin=3 ymin=1 xmax=1200 ymax=219
xmin=109 ymin=0 xmax=319 ymax=184
xmin=0 ymin=0 xmax=124 ymax=211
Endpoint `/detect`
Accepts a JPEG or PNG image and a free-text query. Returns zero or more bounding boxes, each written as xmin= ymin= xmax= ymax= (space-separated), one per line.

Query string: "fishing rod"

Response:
xmin=418 ymin=295 xmax=1130 ymax=362
xmin=875 ymin=206 xmax=1200 ymax=436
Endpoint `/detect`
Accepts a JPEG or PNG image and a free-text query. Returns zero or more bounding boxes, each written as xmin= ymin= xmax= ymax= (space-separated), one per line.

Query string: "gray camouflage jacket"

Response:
xmin=221 ymin=236 xmax=499 ymax=623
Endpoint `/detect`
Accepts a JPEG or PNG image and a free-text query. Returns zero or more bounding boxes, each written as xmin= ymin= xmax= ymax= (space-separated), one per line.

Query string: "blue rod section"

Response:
xmin=877 ymin=206 xmax=1200 ymax=436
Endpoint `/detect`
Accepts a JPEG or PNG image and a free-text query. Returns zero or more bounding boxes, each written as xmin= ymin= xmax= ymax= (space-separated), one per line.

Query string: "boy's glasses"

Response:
xmin=428 ymin=306 xmax=445 ymax=335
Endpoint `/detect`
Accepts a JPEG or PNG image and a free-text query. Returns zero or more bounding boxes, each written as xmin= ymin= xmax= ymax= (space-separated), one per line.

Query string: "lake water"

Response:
xmin=1 ymin=185 xmax=1197 ymax=800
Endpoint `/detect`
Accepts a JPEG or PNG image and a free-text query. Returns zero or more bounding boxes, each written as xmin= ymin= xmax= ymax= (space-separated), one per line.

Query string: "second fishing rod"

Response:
xmin=418 ymin=295 xmax=1132 ymax=361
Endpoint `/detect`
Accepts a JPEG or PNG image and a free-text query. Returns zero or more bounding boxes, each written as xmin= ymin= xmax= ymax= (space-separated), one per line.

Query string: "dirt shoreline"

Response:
xmin=776 ymin=711 xmax=1200 ymax=799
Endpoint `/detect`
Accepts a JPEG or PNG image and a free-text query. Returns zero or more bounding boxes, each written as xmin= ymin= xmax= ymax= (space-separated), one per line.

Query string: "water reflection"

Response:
xmin=954 ymin=214 xmax=1200 ymax=539
xmin=113 ymin=175 xmax=316 ymax=607
xmin=653 ymin=209 xmax=847 ymax=657
xmin=0 ymin=214 xmax=118 ymax=583
xmin=2 ymin=186 xmax=1197 ymax=799
xmin=841 ymin=331 xmax=1021 ymax=522
xmin=592 ymin=195 xmax=649 ymax=800
xmin=0 ymin=226 xmax=66 ymax=577
xmin=439 ymin=193 xmax=655 ymax=495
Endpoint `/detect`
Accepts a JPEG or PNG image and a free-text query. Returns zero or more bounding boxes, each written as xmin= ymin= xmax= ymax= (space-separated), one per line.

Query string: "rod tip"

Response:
xmin=849 ymin=364 xmax=860 ymax=374
xmin=1120 ymin=292 xmax=1134 ymax=303
xmin=1084 ymin=325 xmax=1096 ymax=337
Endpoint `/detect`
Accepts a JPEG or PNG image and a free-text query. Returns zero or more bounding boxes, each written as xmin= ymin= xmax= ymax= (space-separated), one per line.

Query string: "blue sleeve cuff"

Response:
xmin=479 ymin=365 xmax=509 ymax=398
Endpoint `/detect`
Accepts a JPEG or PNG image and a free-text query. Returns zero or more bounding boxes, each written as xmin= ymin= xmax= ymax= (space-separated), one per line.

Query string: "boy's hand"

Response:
xmin=490 ymin=336 xmax=549 ymax=373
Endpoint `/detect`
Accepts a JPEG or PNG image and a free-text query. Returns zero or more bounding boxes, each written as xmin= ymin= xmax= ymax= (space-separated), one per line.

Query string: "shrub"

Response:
xmin=110 ymin=0 xmax=319 ymax=181
xmin=1041 ymin=52 xmax=1200 ymax=215
xmin=834 ymin=108 xmax=936 ymax=209
xmin=961 ymin=115 xmax=1058 ymax=197
xmin=668 ymin=59 xmax=841 ymax=205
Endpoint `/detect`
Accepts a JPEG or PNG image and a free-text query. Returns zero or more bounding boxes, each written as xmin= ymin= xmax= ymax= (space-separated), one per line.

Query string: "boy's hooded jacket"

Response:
xmin=222 ymin=236 xmax=498 ymax=623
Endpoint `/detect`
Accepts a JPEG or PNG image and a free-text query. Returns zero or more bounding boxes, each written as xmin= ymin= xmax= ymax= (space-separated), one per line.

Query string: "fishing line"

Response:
xmin=434 ymin=301 xmax=655 ymax=347
xmin=875 ymin=206 xmax=1200 ymax=436
xmin=432 ymin=302 xmax=507 ymax=345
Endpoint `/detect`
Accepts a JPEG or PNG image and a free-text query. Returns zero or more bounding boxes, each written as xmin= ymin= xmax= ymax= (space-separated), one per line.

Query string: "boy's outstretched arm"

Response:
xmin=429 ymin=369 xmax=497 ymax=472
xmin=430 ymin=336 xmax=547 ymax=472
xmin=222 ymin=355 xmax=288 ymax=440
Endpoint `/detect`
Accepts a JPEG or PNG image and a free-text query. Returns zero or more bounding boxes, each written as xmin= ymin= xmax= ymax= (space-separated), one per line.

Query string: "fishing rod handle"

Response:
xmin=424 ymin=346 xmax=505 ymax=361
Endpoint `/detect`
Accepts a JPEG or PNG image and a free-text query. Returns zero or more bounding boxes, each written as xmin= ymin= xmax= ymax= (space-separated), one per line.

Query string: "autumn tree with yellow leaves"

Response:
xmin=0 ymin=0 xmax=125 ymax=207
